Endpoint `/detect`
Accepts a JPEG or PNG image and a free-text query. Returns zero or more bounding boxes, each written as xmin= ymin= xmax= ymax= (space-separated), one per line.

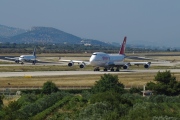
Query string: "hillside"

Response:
xmin=0 ymin=36 xmax=7 ymax=43
xmin=9 ymin=27 xmax=82 ymax=44
xmin=9 ymin=27 xmax=113 ymax=46
xmin=0 ymin=25 xmax=26 ymax=38
xmin=0 ymin=25 xmax=112 ymax=46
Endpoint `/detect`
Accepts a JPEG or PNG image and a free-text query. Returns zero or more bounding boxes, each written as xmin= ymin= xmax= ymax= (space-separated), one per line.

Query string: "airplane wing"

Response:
xmin=106 ymin=61 xmax=151 ymax=69
xmin=60 ymin=59 xmax=90 ymax=68
xmin=129 ymin=62 xmax=151 ymax=65
xmin=107 ymin=61 xmax=151 ymax=66
xmin=125 ymin=56 xmax=154 ymax=60
xmin=60 ymin=60 xmax=90 ymax=64
xmin=4 ymin=57 xmax=19 ymax=60
xmin=129 ymin=62 xmax=151 ymax=68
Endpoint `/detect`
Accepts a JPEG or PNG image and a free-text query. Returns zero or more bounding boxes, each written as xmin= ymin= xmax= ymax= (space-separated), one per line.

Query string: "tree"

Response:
xmin=78 ymin=102 xmax=110 ymax=120
xmin=154 ymin=70 xmax=176 ymax=84
xmin=3 ymin=101 xmax=21 ymax=120
xmin=146 ymin=70 xmax=180 ymax=96
xmin=42 ymin=81 xmax=59 ymax=94
xmin=0 ymin=95 xmax=3 ymax=109
xmin=91 ymin=74 xmax=125 ymax=94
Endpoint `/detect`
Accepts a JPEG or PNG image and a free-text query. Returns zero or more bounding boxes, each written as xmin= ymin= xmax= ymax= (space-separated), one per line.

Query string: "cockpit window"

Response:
xmin=93 ymin=53 xmax=97 ymax=55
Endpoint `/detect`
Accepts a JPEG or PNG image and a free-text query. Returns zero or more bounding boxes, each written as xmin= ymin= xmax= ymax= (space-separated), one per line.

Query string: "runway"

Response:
xmin=1 ymin=69 xmax=180 ymax=77
xmin=1 ymin=56 xmax=180 ymax=77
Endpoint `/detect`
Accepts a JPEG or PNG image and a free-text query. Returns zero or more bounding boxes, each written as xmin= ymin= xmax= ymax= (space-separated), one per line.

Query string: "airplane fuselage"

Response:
xmin=89 ymin=52 xmax=125 ymax=67
xmin=18 ymin=55 xmax=36 ymax=63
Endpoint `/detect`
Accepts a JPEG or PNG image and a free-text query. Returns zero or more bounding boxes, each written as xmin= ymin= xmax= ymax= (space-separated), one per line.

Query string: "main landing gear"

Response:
xmin=94 ymin=67 xmax=120 ymax=72
xmin=32 ymin=61 xmax=36 ymax=65
xmin=94 ymin=67 xmax=100 ymax=71
xmin=15 ymin=60 xmax=19 ymax=64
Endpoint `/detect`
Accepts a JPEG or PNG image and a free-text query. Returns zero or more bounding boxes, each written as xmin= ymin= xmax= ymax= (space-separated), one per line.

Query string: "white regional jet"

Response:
xmin=60 ymin=36 xmax=151 ymax=71
xmin=5 ymin=48 xmax=37 ymax=65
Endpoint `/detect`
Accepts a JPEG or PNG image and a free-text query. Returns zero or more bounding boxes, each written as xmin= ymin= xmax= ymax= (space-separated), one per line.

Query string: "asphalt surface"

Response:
xmin=1 ymin=55 xmax=180 ymax=77
xmin=0 ymin=69 xmax=180 ymax=77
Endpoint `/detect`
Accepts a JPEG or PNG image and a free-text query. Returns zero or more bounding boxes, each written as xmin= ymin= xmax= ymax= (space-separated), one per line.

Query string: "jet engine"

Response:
xmin=144 ymin=63 xmax=150 ymax=68
xmin=79 ymin=63 xmax=86 ymax=68
xmin=123 ymin=64 xmax=129 ymax=69
xmin=68 ymin=62 xmax=74 ymax=67
xmin=15 ymin=60 xmax=19 ymax=64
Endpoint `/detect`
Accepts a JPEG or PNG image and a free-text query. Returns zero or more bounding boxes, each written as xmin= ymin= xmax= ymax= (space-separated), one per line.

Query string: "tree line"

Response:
xmin=0 ymin=43 xmax=168 ymax=54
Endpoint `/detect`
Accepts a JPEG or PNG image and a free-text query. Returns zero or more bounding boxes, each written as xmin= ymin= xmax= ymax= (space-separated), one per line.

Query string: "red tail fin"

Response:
xmin=119 ymin=36 xmax=127 ymax=54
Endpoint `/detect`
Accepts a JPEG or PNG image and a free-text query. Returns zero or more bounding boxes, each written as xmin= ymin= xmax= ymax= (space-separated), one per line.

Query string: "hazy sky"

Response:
xmin=0 ymin=0 xmax=180 ymax=47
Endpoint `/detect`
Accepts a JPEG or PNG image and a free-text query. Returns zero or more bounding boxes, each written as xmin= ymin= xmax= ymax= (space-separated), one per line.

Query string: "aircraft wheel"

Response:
xmin=15 ymin=60 xmax=19 ymax=64
xmin=111 ymin=69 xmax=114 ymax=71
xmin=116 ymin=69 xmax=119 ymax=72
xmin=94 ymin=67 xmax=100 ymax=71
xmin=94 ymin=68 xmax=97 ymax=71
xmin=104 ymin=68 xmax=107 ymax=71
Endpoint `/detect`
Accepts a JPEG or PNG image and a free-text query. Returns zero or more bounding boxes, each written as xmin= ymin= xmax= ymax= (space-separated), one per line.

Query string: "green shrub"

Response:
xmin=32 ymin=96 xmax=71 ymax=120
xmin=42 ymin=81 xmax=59 ymax=94
xmin=17 ymin=92 xmax=64 ymax=119
xmin=146 ymin=70 xmax=180 ymax=96
xmin=91 ymin=74 xmax=125 ymax=94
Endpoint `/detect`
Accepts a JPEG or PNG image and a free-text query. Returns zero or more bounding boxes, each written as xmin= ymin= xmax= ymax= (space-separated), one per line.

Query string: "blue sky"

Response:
xmin=0 ymin=0 xmax=180 ymax=47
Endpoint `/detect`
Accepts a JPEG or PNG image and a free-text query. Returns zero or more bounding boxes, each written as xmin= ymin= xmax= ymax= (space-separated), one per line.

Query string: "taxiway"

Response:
xmin=1 ymin=69 xmax=180 ymax=77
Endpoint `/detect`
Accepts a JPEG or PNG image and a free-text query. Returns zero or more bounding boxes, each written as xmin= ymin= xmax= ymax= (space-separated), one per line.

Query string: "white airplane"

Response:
xmin=5 ymin=48 xmax=37 ymax=65
xmin=60 ymin=36 xmax=151 ymax=71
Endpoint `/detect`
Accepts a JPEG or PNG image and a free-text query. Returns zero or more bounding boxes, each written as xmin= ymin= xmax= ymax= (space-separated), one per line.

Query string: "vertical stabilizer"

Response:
xmin=119 ymin=36 xmax=127 ymax=55
xmin=33 ymin=48 xmax=36 ymax=57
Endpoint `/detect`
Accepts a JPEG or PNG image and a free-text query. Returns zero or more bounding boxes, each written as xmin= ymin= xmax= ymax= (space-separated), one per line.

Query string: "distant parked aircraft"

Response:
xmin=5 ymin=48 xmax=37 ymax=65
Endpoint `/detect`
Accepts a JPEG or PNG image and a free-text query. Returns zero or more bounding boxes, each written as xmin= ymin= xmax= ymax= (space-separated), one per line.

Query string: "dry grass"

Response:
xmin=0 ymin=65 xmax=95 ymax=72
xmin=1 ymin=72 xmax=180 ymax=88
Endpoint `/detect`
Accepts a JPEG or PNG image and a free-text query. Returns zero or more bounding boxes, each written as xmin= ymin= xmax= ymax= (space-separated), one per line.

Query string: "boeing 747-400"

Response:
xmin=60 ymin=36 xmax=151 ymax=71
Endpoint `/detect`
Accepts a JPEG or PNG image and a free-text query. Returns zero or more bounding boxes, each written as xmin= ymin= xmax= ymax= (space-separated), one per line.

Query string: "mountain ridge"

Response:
xmin=0 ymin=25 xmax=112 ymax=46
xmin=0 ymin=25 xmax=26 ymax=38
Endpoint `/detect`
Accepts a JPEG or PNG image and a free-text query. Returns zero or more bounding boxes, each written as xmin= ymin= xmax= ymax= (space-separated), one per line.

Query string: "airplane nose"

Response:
xmin=89 ymin=56 xmax=94 ymax=62
xmin=19 ymin=57 xmax=23 ymax=61
xmin=89 ymin=55 xmax=96 ymax=65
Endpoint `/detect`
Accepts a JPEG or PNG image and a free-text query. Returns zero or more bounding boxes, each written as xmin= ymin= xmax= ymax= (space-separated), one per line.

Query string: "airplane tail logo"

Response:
xmin=119 ymin=36 xmax=127 ymax=55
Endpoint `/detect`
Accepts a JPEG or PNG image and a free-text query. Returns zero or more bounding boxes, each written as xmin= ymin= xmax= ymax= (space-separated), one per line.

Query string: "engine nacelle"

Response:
xmin=15 ymin=60 xmax=19 ymax=64
xmin=68 ymin=62 xmax=74 ymax=67
xmin=144 ymin=63 xmax=150 ymax=68
xmin=123 ymin=64 xmax=129 ymax=69
xmin=79 ymin=63 xmax=86 ymax=68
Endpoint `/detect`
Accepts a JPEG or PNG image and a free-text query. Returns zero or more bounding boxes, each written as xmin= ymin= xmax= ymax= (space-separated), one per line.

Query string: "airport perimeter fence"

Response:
xmin=0 ymin=85 xmax=144 ymax=96
xmin=0 ymin=86 xmax=92 ymax=95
